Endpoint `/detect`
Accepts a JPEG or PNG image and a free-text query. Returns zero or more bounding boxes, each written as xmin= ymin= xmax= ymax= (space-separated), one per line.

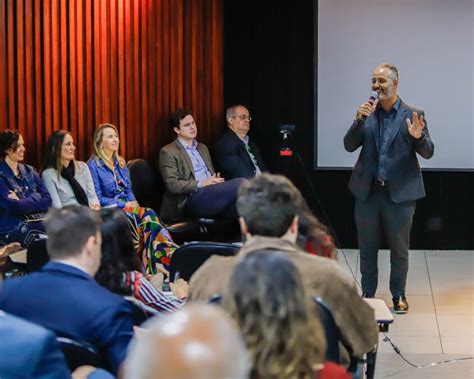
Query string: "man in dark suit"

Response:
xmin=344 ymin=63 xmax=434 ymax=313
xmin=0 ymin=311 xmax=113 ymax=378
xmin=213 ymin=105 xmax=267 ymax=180
xmin=159 ymin=108 xmax=244 ymax=221
xmin=0 ymin=205 xmax=134 ymax=374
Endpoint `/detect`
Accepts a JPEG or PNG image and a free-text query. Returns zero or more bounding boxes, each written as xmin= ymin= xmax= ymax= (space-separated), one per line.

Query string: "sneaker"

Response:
xmin=362 ymin=292 xmax=374 ymax=299
xmin=392 ymin=296 xmax=409 ymax=314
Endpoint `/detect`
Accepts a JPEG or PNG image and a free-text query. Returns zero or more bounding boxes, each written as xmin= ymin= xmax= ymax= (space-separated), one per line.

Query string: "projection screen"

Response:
xmin=315 ymin=0 xmax=473 ymax=170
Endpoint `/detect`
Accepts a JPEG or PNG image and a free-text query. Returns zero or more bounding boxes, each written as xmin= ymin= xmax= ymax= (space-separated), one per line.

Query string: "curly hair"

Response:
xmin=0 ymin=129 xmax=21 ymax=159
xmin=223 ymin=250 xmax=326 ymax=379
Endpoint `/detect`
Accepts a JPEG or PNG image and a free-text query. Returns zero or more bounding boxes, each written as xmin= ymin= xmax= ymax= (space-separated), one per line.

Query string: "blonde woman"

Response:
xmin=87 ymin=123 xmax=177 ymax=274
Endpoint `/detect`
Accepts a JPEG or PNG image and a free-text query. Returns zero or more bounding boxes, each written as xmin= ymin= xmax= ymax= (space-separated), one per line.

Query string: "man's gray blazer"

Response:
xmin=343 ymin=99 xmax=434 ymax=203
xmin=159 ymin=139 xmax=215 ymax=220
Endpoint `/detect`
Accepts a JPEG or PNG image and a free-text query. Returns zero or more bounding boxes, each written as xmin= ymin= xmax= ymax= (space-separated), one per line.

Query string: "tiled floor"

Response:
xmin=338 ymin=249 xmax=474 ymax=378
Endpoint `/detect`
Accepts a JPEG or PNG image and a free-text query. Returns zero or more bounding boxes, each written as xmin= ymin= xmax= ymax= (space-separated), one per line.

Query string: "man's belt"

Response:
xmin=375 ymin=178 xmax=388 ymax=187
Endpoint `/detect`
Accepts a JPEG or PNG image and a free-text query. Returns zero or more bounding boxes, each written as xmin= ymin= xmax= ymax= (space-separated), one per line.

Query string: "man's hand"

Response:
xmin=201 ymin=173 xmax=225 ymax=187
xmin=170 ymin=278 xmax=189 ymax=300
xmin=406 ymin=112 xmax=425 ymax=139
xmin=356 ymin=101 xmax=377 ymax=121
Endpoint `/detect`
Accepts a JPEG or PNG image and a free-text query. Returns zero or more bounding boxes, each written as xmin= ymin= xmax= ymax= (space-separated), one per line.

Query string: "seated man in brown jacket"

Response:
xmin=159 ymin=108 xmax=244 ymax=221
xmin=189 ymin=173 xmax=378 ymax=366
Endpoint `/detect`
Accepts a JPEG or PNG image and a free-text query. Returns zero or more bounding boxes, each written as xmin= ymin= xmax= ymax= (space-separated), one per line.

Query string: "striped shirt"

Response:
xmin=124 ymin=271 xmax=184 ymax=313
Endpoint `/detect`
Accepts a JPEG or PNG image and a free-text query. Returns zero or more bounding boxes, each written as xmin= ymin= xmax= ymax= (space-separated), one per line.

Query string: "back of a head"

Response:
xmin=45 ymin=205 xmax=101 ymax=260
xmin=125 ymin=304 xmax=250 ymax=379
xmin=94 ymin=208 xmax=140 ymax=294
xmin=237 ymin=174 xmax=302 ymax=237
xmin=224 ymin=250 xmax=326 ymax=378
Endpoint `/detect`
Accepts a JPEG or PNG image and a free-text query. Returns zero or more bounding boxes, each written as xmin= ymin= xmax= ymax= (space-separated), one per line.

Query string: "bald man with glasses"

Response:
xmin=213 ymin=105 xmax=267 ymax=180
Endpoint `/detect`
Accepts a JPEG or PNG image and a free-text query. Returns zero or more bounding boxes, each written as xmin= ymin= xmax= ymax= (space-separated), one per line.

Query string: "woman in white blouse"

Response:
xmin=42 ymin=130 xmax=101 ymax=210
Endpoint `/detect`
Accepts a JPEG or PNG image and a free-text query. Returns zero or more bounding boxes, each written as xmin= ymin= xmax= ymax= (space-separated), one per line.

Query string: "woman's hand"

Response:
xmin=125 ymin=200 xmax=139 ymax=208
xmin=90 ymin=203 xmax=101 ymax=210
xmin=7 ymin=190 xmax=19 ymax=200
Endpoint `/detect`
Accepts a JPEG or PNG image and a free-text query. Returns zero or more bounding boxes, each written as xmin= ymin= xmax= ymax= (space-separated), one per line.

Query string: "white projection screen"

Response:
xmin=315 ymin=0 xmax=474 ymax=170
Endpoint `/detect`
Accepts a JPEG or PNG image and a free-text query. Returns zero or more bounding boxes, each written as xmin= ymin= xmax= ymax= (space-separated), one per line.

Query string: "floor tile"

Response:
xmin=441 ymin=337 xmax=474 ymax=354
xmin=375 ymin=353 xmax=474 ymax=379
xmin=377 ymin=335 xmax=442 ymax=354
xmin=437 ymin=315 xmax=474 ymax=337
xmin=387 ymin=314 xmax=439 ymax=337
xmin=434 ymin=294 xmax=474 ymax=315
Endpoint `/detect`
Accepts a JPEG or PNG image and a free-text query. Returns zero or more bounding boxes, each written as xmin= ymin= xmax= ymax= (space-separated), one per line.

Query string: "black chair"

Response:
xmin=56 ymin=336 xmax=108 ymax=371
xmin=314 ymin=297 xmax=341 ymax=364
xmin=128 ymin=159 xmax=241 ymax=243
xmin=169 ymin=241 xmax=240 ymax=282
xmin=26 ymin=238 xmax=50 ymax=273
xmin=313 ymin=297 xmax=381 ymax=379
xmin=127 ymin=159 xmax=203 ymax=244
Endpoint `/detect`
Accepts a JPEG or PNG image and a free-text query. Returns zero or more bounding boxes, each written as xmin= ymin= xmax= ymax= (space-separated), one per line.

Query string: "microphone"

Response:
xmin=359 ymin=91 xmax=379 ymax=121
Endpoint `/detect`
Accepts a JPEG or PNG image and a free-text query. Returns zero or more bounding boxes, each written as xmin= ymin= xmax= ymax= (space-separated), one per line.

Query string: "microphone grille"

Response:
xmin=370 ymin=91 xmax=379 ymax=100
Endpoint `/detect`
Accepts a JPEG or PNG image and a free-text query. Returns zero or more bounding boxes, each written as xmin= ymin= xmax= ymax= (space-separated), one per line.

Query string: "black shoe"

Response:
xmin=392 ymin=296 xmax=409 ymax=314
xmin=362 ymin=292 xmax=374 ymax=299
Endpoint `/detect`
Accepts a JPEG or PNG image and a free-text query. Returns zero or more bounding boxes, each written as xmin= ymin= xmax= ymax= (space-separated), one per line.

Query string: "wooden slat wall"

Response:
xmin=0 ymin=0 xmax=224 ymax=168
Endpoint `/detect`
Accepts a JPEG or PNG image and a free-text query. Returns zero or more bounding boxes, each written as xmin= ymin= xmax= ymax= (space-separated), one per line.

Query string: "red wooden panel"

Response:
xmin=7 ymin=0 xmax=16 ymax=130
xmin=60 ymin=0 xmax=69 ymax=133
xmin=51 ymin=0 xmax=60 ymax=133
xmin=16 ymin=0 xmax=26 ymax=142
xmin=43 ymin=0 xmax=53 ymax=141
xmin=0 ymin=0 xmax=224 ymax=169
xmin=0 ymin=1 xmax=8 ymax=130
xmin=84 ymin=0 xmax=94 ymax=158
xmin=34 ymin=0 xmax=43 ymax=154
xmin=24 ymin=0 xmax=36 ymax=161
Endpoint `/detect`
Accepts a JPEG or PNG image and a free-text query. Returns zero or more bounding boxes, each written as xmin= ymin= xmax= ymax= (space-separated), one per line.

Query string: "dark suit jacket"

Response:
xmin=213 ymin=129 xmax=267 ymax=180
xmin=159 ymin=139 xmax=215 ymax=220
xmin=0 ymin=312 xmax=71 ymax=379
xmin=0 ymin=262 xmax=134 ymax=374
xmin=343 ymin=99 xmax=434 ymax=203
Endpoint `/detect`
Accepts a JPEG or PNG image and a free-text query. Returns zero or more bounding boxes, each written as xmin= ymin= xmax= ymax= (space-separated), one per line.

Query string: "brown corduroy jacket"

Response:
xmin=189 ymin=235 xmax=378 ymax=365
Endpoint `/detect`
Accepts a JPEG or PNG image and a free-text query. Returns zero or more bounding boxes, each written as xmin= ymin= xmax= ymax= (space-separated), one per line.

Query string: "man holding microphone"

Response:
xmin=344 ymin=63 xmax=434 ymax=313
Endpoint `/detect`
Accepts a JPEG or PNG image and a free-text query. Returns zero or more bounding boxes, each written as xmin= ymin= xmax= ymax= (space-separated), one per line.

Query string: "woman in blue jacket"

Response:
xmin=88 ymin=123 xmax=176 ymax=274
xmin=0 ymin=130 xmax=51 ymax=247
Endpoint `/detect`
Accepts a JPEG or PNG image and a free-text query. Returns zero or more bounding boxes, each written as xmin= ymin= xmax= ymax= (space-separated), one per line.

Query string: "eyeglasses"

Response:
xmin=232 ymin=114 xmax=252 ymax=121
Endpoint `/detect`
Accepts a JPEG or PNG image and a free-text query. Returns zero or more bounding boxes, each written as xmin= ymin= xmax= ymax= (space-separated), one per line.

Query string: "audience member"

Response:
xmin=0 ymin=311 xmax=113 ymax=379
xmin=88 ymin=124 xmax=176 ymax=273
xmin=224 ymin=250 xmax=351 ymax=379
xmin=159 ymin=108 xmax=244 ymax=220
xmin=213 ymin=105 xmax=267 ymax=180
xmin=95 ymin=208 xmax=185 ymax=313
xmin=124 ymin=304 xmax=250 ymax=379
xmin=189 ymin=174 xmax=378 ymax=365
xmin=0 ymin=205 xmax=135 ymax=374
xmin=42 ymin=130 xmax=101 ymax=209
xmin=297 ymin=200 xmax=336 ymax=259
xmin=0 ymin=129 xmax=51 ymax=247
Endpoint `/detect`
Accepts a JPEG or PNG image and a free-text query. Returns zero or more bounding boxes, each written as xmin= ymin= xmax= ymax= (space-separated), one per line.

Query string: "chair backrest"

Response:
xmin=313 ymin=296 xmax=341 ymax=364
xmin=127 ymin=158 xmax=161 ymax=210
xmin=57 ymin=336 xmax=107 ymax=371
xmin=26 ymin=238 xmax=49 ymax=273
xmin=170 ymin=242 xmax=240 ymax=282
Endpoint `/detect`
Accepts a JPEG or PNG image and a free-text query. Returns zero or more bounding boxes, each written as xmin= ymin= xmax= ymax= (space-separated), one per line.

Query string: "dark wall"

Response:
xmin=223 ymin=0 xmax=474 ymax=249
